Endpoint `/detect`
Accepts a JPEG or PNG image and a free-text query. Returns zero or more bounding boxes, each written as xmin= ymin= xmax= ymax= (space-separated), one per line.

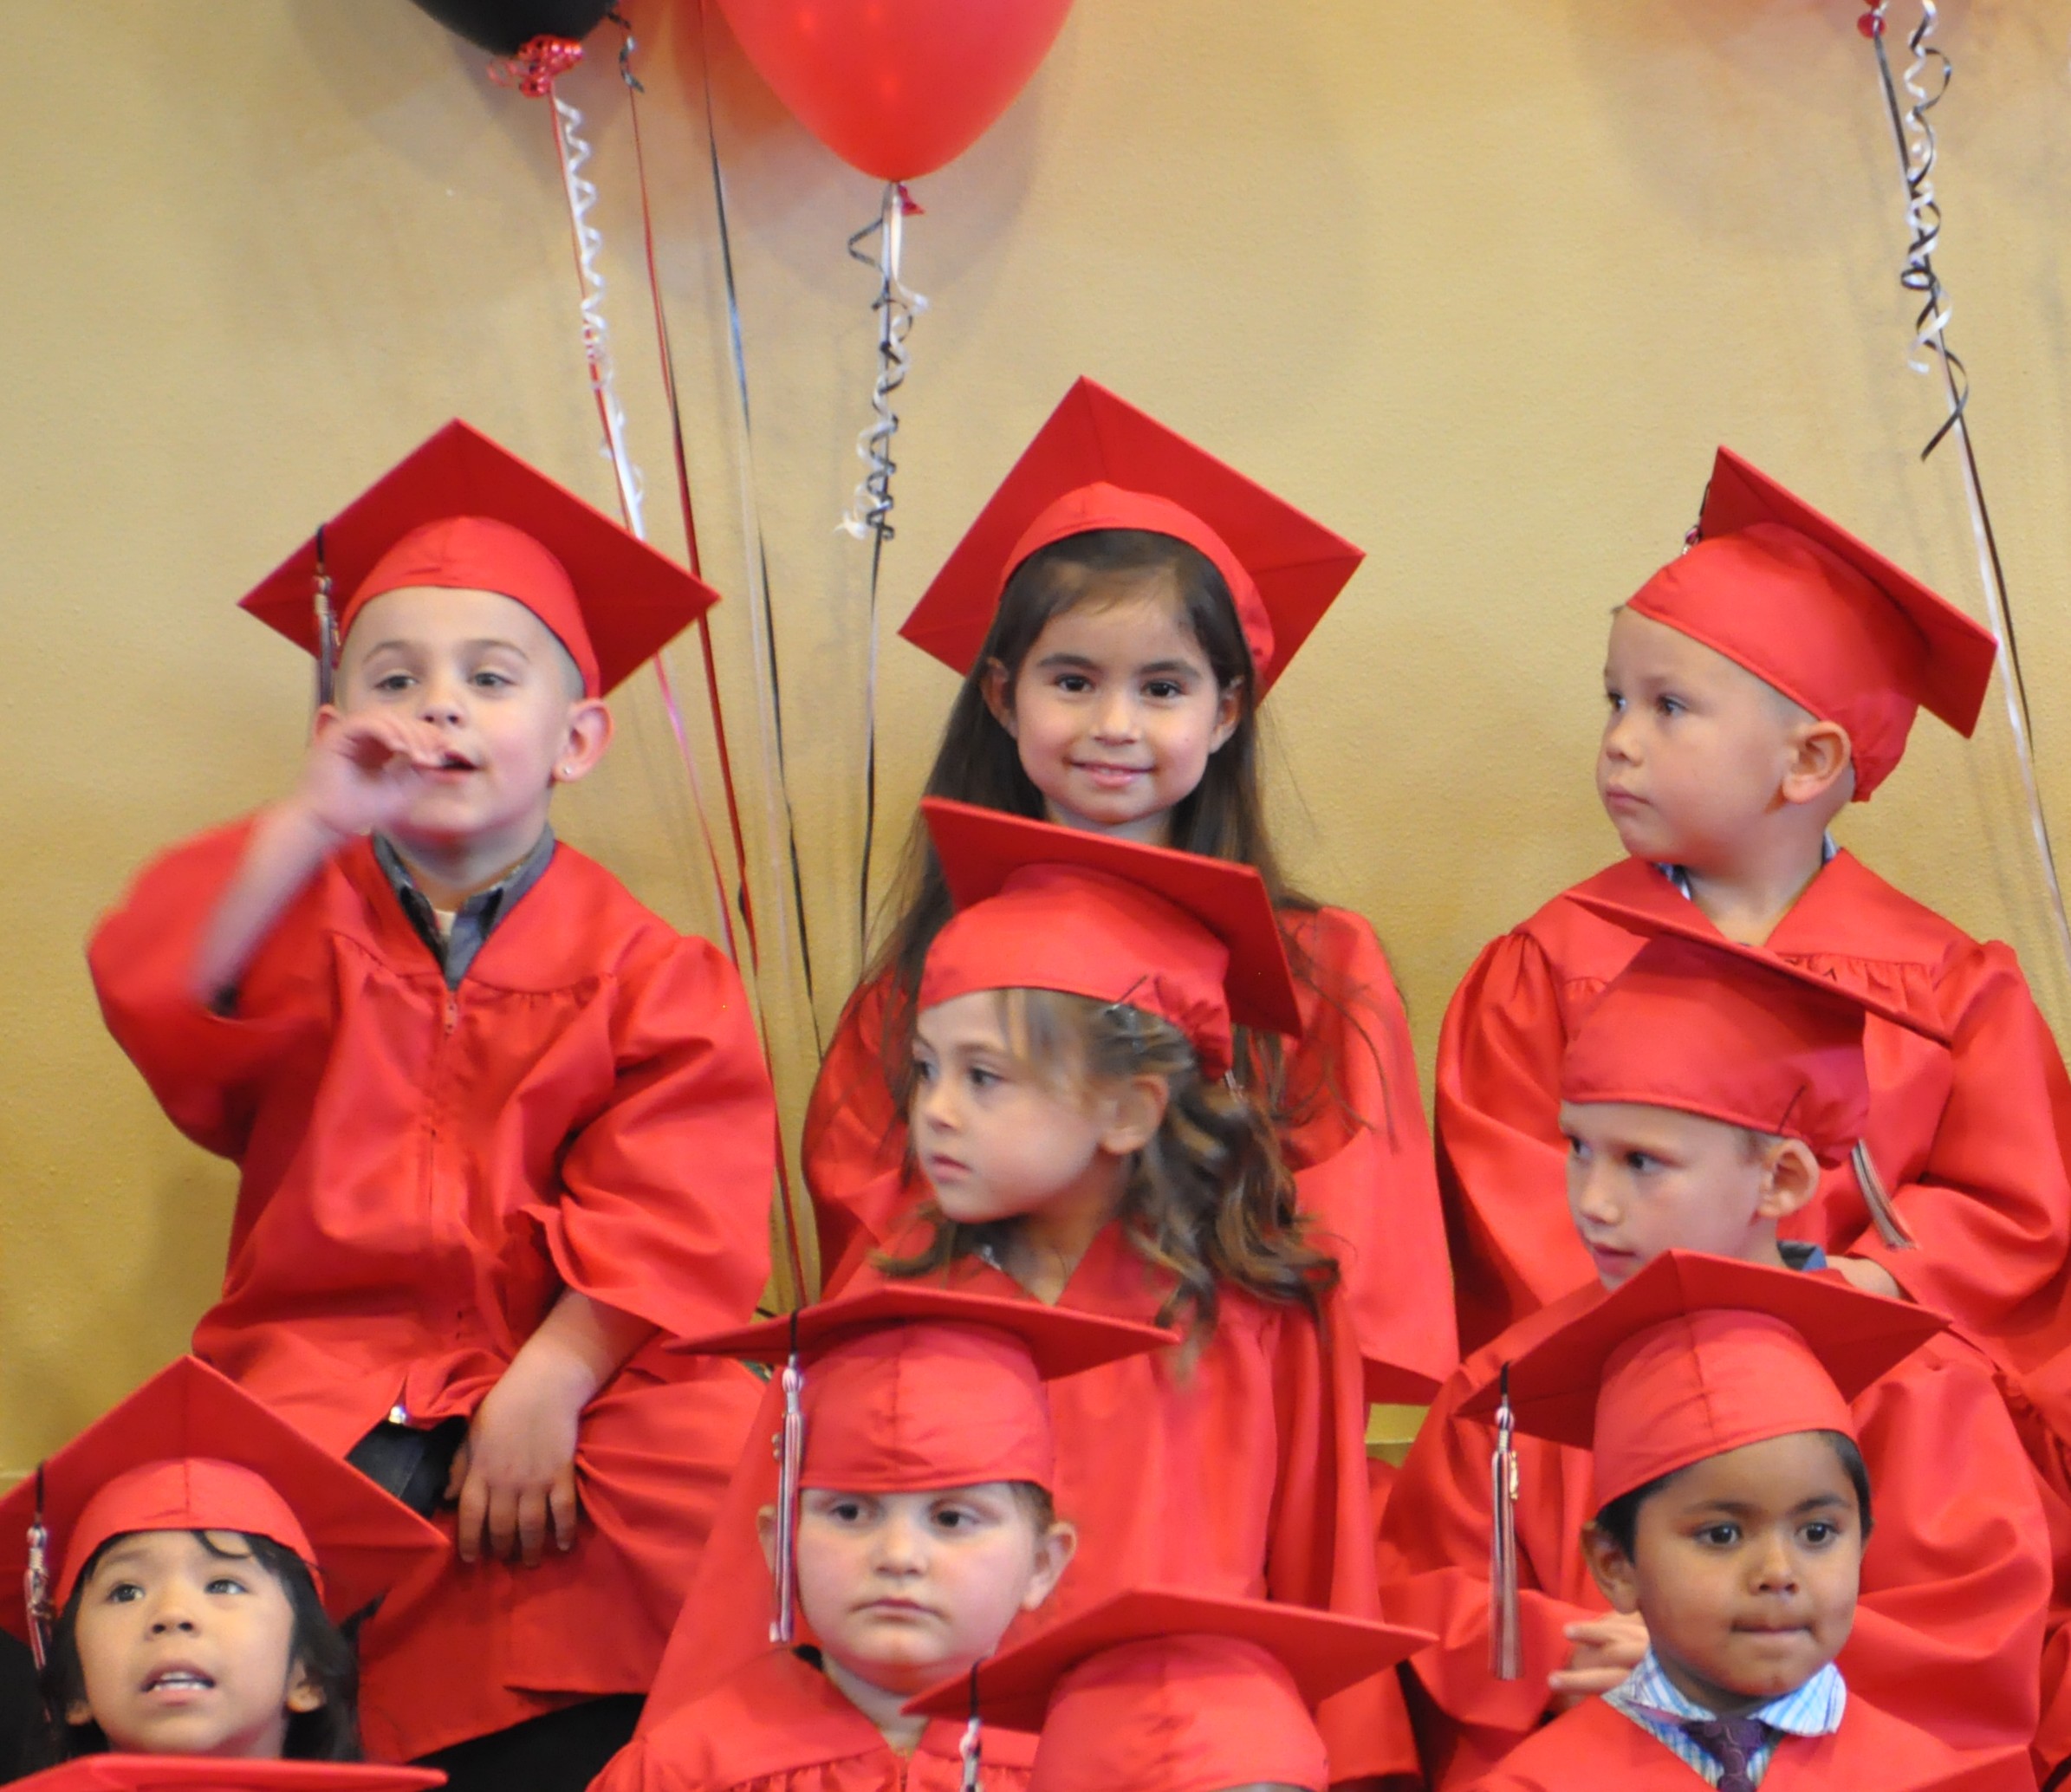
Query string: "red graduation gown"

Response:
xmin=1435 ymin=851 xmax=2071 ymax=1367
xmin=803 ymin=906 xmax=1457 ymax=1401
xmin=1377 ymin=1278 xmax=2051 ymax=1789
xmin=1462 ymin=1690 xmax=2038 ymax=1791
xmin=593 ymin=1647 xmax=1036 ymax=1792
xmin=87 ymin=820 xmax=776 ymax=1760
xmin=638 ymin=1209 xmax=1416 ymax=1783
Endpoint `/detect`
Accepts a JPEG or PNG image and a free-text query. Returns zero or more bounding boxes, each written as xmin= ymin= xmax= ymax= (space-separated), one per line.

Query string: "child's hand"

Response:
xmin=1830 ymin=1255 xmax=1904 ymax=1301
xmin=297 ymin=711 xmax=454 ymax=841
xmin=1548 ymin=1613 xmax=1649 ymax=1707
xmin=447 ymin=1352 xmax=587 ymax=1568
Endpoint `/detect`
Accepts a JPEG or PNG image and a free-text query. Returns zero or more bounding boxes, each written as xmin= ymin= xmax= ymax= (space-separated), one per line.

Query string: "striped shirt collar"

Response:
xmin=1606 ymin=1650 xmax=1846 ymax=1785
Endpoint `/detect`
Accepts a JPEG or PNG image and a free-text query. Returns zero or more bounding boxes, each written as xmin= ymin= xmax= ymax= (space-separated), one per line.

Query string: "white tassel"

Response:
xmin=1490 ymin=1366 xmax=1522 ymax=1680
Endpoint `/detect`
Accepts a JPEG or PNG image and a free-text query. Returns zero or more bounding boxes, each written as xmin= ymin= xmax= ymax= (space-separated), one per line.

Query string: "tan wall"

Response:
xmin=8 ymin=2 xmax=2071 ymax=1469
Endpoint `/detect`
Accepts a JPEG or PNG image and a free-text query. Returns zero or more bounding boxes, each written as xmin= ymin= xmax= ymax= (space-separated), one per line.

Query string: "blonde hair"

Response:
xmin=878 ymin=989 xmax=1339 ymax=1340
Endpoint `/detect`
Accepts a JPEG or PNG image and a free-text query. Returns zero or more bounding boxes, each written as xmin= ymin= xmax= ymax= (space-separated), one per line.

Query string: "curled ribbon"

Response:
xmin=1858 ymin=2 xmax=2071 ymax=981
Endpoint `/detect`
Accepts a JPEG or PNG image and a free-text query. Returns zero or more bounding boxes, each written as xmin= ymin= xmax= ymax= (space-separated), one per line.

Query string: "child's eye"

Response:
xmin=470 ymin=670 xmax=513 ymax=690
xmin=1053 ymin=673 xmax=1094 ymax=695
xmin=1653 ymin=694 xmax=1685 ymax=717
xmin=932 ymin=1507 xmax=977 ymax=1531
xmin=105 ymin=1581 xmax=145 ymax=1605
xmin=1696 ymin=1523 xmax=1741 ymax=1547
xmin=373 ymin=672 xmax=415 ymax=694
xmin=1564 ymin=1135 xmax=1588 ymax=1162
xmin=910 ymin=1056 xmax=937 ymax=1086
xmin=205 ymin=1576 xmax=248 ymax=1596
xmin=1604 ymin=689 xmax=1625 ymax=713
xmin=966 ymin=1066 xmax=1000 ymax=1091
xmin=1801 ymin=1520 xmax=1841 ymax=1546
xmin=1141 ymin=678 xmax=1185 ymax=701
xmin=1623 ymin=1151 xmax=1658 ymax=1174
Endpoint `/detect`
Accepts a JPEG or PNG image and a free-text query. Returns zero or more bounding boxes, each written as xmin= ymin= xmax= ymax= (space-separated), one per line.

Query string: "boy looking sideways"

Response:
xmin=1457 ymin=1254 xmax=2035 ymax=1792
xmin=87 ymin=423 xmax=777 ymax=1787
xmin=1437 ymin=446 xmax=2071 ymax=1377
xmin=1380 ymin=920 xmax=2051 ymax=1788
xmin=591 ymin=1286 xmax=1173 ymax=1792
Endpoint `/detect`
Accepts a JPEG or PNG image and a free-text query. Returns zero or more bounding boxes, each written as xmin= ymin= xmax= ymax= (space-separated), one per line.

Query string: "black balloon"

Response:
xmin=406 ymin=0 xmax=616 ymax=57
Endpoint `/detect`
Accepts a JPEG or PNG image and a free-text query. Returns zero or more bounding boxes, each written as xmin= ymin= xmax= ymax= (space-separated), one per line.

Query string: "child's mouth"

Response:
xmin=142 ymin=1666 xmax=216 ymax=1694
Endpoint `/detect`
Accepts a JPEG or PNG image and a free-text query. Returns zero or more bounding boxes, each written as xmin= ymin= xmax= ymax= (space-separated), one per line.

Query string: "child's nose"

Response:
xmin=1749 ymin=1533 xmax=1801 ymax=1592
xmin=872 ymin=1513 xmax=927 ymax=1570
xmin=146 ymin=1594 xmax=200 ymax=1634
xmin=1091 ymin=691 xmax=1139 ymax=739
xmin=1569 ymin=1160 xmax=1619 ymax=1224
xmin=418 ymin=676 xmax=466 ymax=725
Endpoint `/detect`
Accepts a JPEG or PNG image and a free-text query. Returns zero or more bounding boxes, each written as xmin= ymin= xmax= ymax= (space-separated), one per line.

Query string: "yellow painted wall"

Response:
xmin=9 ymin=2 xmax=2071 ymax=1471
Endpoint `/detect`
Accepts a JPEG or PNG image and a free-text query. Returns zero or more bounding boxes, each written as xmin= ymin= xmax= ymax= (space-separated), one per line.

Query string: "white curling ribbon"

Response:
xmin=552 ymin=90 xmax=646 ymax=542
xmin=1863 ymin=1 xmax=2071 ymax=981
xmin=840 ymin=180 xmax=930 ymax=543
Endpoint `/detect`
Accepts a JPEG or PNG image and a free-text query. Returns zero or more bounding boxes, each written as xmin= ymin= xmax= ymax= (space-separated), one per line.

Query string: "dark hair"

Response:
xmin=876 ymin=989 xmax=1340 ymax=1342
xmin=35 ymin=1529 xmax=360 ymax=1765
xmin=1009 ymin=1483 xmax=1059 ymax=1534
xmin=870 ymin=528 xmax=1383 ymax=1142
xmin=1591 ymin=1432 xmax=1873 ymax=1558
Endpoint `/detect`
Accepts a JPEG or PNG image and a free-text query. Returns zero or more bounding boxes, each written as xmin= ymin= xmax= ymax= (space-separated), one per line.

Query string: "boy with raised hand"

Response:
xmin=1436 ymin=445 xmax=2071 ymax=1372
xmin=1454 ymin=1253 xmax=2036 ymax=1792
xmin=87 ymin=423 xmax=776 ymax=1789
xmin=589 ymin=1285 xmax=1173 ymax=1792
xmin=1379 ymin=917 xmax=2052 ymax=1788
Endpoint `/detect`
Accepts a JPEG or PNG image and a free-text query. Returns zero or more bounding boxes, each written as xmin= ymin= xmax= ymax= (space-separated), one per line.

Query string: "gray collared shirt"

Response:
xmin=372 ymin=828 xmax=556 ymax=988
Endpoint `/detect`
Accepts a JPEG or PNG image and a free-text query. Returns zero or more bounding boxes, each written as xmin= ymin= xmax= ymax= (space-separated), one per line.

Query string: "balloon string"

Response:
xmin=1858 ymin=3 xmax=2071 ymax=981
xmin=841 ymin=183 xmax=928 ymax=956
xmin=612 ymin=17 xmax=762 ymax=983
xmin=691 ymin=1 xmax=826 ymax=1077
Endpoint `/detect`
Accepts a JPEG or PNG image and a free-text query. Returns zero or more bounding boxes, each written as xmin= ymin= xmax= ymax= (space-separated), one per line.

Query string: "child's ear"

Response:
xmin=1581 ymin=1523 xmax=1642 ymax=1616
xmin=981 ymin=660 xmax=1019 ymax=738
xmin=1098 ymin=1075 xmax=1169 ymax=1157
xmin=1208 ymin=680 xmax=1243 ymax=754
xmin=1755 ymin=1138 xmax=1821 ymax=1223
xmin=755 ymin=1503 xmax=779 ymax=1579
xmin=1779 ymin=717 xmax=1853 ymax=810
xmin=1023 ymin=1520 xmax=1078 ymax=1613
xmin=284 ymin=1661 xmax=326 ymax=1715
xmin=552 ymin=699 xmax=614 ymax=785
xmin=63 ymin=1697 xmax=94 ymax=1728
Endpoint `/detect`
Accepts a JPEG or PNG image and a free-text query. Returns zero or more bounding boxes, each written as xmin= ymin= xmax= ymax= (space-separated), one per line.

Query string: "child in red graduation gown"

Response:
xmin=806 ymin=377 xmax=1454 ymax=1410
xmin=1379 ymin=921 xmax=2051 ymax=1788
xmin=591 ymin=1286 xmax=1172 ymax=1792
xmin=1456 ymin=1254 xmax=2036 ymax=1792
xmin=85 ymin=424 xmax=776 ymax=1777
xmin=641 ymin=802 xmax=1412 ymax=1784
xmin=905 ymin=1587 xmax=1435 ymax=1792
xmin=6 ymin=1759 xmax=444 ymax=1792
xmin=1435 ymin=445 xmax=2071 ymax=1373
xmin=0 ymin=1356 xmax=441 ymax=1766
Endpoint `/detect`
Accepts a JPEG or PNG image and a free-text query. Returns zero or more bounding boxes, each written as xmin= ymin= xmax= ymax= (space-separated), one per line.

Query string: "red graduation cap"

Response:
xmin=685 ymin=1286 xmax=1175 ymax=1645
xmin=902 ymin=1587 xmax=1434 ymax=1792
xmin=238 ymin=420 xmax=722 ymax=698
xmin=0 ymin=1357 xmax=443 ymax=1649
xmin=1560 ymin=928 xmax=1931 ymax=1169
xmin=5 ymin=1763 xmax=444 ymax=1792
xmin=1626 ymin=446 xmax=1996 ymax=799
xmin=918 ymin=797 xmax=1301 ymax=1079
xmin=899 ymin=379 xmax=1365 ymax=696
xmin=1459 ymin=1250 xmax=1944 ymax=1510
xmin=685 ymin=1284 xmax=1177 ymax=1494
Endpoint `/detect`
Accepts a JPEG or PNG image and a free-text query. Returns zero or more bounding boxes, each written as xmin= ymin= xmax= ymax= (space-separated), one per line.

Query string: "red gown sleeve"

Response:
xmin=1853 ymin=942 xmax=2071 ymax=1369
xmin=1433 ymin=930 xmax=1597 ymax=1352
xmin=86 ymin=818 xmax=319 ymax=1159
xmin=1839 ymin=1333 xmax=2050 ymax=1752
xmin=1283 ymin=908 xmax=1457 ymax=1400
xmin=545 ymin=932 xmax=777 ymax=1341
xmin=802 ymin=973 xmax=913 ymax=1276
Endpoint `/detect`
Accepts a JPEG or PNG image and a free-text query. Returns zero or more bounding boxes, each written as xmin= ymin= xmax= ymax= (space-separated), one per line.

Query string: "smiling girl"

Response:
xmin=803 ymin=379 xmax=1456 ymax=1407
xmin=1 ymin=1359 xmax=439 ymax=1769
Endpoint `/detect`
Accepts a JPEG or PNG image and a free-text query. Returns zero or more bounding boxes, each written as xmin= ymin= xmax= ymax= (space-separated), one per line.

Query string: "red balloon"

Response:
xmin=712 ymin=0 xmax=1074 ymax=183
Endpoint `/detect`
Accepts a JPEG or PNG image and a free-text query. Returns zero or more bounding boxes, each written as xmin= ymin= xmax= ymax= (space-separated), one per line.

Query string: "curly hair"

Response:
xmin=877 ymin=988 xmax=1340 ymax=1341
xmin=34 ymin=1529 xmax=360 ymax=1766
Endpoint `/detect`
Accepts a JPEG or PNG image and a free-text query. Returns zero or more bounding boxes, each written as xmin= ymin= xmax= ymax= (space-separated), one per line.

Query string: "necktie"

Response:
xmin=1681 ymin=1714 xmax=1768 ymax=1792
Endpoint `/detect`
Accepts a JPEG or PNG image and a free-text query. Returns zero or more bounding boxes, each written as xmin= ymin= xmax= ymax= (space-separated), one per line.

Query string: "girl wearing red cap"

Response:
xmin=1436 ymin=446 xmax=2071 ymax=1389
xmin=804 ymin=379 xmax=1456 ymax=1412
xmin=640 ymin=805 xmax=1417 ymax=1786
